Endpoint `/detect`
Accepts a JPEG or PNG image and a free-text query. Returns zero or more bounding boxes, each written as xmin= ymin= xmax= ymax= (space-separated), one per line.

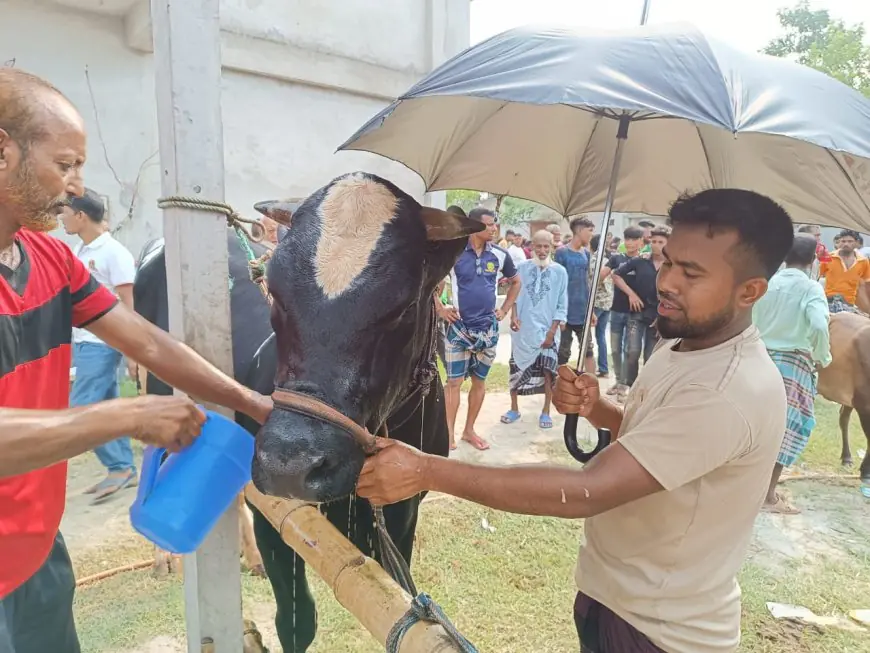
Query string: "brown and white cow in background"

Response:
xmin=816 ymin=281 xmax=870 ymax=480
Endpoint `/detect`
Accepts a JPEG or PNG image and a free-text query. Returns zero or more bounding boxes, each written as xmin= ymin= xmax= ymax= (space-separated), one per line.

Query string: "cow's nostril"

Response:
xmin=304 ymin=455 xmax=333 ymax=489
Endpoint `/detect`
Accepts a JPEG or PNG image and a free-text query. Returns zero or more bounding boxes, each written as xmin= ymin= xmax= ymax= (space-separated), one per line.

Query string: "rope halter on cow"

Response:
xmin=157 ymin=195 xmax=478 ymax=653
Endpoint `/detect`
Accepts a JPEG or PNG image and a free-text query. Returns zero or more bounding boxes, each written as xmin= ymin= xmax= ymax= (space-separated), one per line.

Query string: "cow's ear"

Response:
xmin=420 ymin=207 xmax=485 ymax=241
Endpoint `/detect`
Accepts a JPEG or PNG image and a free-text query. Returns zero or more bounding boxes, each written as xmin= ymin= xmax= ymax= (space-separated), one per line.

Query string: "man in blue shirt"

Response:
xmin=753 ymin=234 xmax=831 ymax=514
xmin=438 ymin=208 xmax=520 ymax=450
xmin=555 ymin=216 xmax=596 ymax=371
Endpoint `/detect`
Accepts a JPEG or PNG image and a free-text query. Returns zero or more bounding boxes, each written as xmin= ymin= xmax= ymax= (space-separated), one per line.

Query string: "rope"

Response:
xmin=157 ymin=195 xmax=265 ymax=244
xmin=156 ymin=195 xmax=273 ymax=304
xmin=386 ymin=593 xmax=479 ymax=653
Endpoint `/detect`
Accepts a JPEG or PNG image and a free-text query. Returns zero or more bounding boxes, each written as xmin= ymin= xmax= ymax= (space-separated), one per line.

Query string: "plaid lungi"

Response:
xmin=574 ymin=593 xmax=665 ymax=653
xmin=508 ymin=347 xmax=558 ymax=395
xmin=768 ymin=349 xmax=817 ymax=467
xmin=444 ymin=317 xmax=499 ymax=381
xmin=828 ymin=294 xmax=862 ymax=315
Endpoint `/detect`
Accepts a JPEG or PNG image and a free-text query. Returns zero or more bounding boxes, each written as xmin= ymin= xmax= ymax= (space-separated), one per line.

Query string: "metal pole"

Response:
xmin=561 ymin=0 xmax=652 ymax=462
xmin=640 ymin=0 xmax=652 ymax=25
xmin=563 ymin=115 xmax=630 ymax=462
xmin=575 ymin=115 xmax=630 ymax=375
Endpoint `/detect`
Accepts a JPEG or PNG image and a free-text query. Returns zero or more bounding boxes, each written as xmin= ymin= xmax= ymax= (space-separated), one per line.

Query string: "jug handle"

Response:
xmin=138 ymin=446 xmax=167 ymax=504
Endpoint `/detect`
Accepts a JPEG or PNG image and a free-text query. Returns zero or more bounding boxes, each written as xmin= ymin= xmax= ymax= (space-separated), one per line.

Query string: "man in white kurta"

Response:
xmin=502 ymin=231 xmax=568 ymax=429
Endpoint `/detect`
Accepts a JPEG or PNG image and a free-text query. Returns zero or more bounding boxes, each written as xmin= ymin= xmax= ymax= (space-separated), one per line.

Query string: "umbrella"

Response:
xmin=338 ymin=22 xmax=870 ymax=460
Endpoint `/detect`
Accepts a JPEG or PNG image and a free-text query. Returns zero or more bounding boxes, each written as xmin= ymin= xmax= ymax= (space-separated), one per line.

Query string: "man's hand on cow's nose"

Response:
xmin=357 ymin=438 xmax=429 ymax=506
xmin=247 ymin=390 xmax=274 ymax=425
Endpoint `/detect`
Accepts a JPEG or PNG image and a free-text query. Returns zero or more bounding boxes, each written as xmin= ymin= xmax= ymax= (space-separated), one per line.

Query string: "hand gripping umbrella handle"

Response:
xmin=563 ymin=417 xmax=611 ymax=463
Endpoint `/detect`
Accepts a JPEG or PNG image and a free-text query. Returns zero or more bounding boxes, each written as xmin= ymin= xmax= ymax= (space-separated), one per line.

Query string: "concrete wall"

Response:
xmin=0 ymin=0 xmax=470 ymax=257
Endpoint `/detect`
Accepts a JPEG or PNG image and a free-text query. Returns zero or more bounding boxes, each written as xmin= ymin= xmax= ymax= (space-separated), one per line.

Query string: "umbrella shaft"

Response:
xmin=576 ymin=116 xmax=631 ymax=374
xmin=640 ymin=0 xmax=651 ymax=25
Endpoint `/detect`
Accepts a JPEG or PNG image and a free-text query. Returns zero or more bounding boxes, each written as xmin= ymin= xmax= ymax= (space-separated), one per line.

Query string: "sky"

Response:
xmin=470 ymin=0 xmax=870 ymax=53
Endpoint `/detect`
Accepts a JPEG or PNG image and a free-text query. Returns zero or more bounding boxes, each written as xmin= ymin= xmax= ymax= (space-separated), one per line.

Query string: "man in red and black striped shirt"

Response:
xmin=0 ymin=69 xmax=273 ymax=652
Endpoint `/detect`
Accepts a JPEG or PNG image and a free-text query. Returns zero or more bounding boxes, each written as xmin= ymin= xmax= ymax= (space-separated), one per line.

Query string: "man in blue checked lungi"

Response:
xmin=438 ymin=207 xmax=521 ymax=450
xmin=754 ymin=234 xmax=832 ymax=514
xmin=501 ymin=230 xmax=568 ymax=429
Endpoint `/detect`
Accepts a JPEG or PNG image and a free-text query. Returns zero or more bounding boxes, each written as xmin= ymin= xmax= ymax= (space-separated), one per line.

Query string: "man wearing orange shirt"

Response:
xmin=820 ymin=229 xmax=870 ymax=313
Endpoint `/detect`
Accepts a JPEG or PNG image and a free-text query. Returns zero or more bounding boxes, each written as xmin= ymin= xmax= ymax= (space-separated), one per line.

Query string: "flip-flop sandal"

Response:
xmin=500 ymin=410 xmax=521 ymax=424
xmin=84 ymin=478 xmax=112 ymax=495
xmin=539 ymin=414 xmax=553 ymax=429
xmin=461 ymin=434 xmax=491 ymax=451
xmin=85 ymin=474 xmax=129 ymax=495
xmin=91 ymin=471 xmax=138 ymax=504
xmin=761 ymin=495 xmax=801 ymax=515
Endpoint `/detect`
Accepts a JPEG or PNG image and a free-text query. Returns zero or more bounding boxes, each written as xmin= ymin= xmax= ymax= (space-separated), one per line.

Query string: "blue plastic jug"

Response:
xmin=130 ymin=409 xmax=254 ymax=554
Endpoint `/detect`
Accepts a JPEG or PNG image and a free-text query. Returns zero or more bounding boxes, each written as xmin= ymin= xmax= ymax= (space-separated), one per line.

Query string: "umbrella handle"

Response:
xmin=563 ymin=416 xmax=611 ymax=463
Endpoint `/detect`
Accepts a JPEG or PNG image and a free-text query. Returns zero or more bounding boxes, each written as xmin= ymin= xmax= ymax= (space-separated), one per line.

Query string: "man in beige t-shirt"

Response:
xmin=355 ymin=189 xmax=795 ymax=653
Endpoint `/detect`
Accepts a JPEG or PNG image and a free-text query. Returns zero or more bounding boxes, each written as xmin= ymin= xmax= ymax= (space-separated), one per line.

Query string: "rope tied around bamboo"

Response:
xmin=387 ymin=593 xmax=479 ymax=653
xmin=157 ymin=195 xmax=274 ymax=303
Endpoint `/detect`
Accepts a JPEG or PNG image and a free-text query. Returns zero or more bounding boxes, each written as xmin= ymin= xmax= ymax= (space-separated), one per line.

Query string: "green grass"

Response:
xmin=72 ymin=396 xmax=870 ymax=653
xmin=120 ymin=378 xmax=138 ymax=398
xmin=436 ymin=359 xmax=511 ymax=393
xmin=798 ymin=398 xmax=866 ymax=474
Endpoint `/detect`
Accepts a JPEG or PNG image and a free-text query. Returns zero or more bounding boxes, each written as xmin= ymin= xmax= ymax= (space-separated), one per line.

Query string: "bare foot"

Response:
xmin=461 ymin=431 xmax=490 ymax=450
xmin=450 ymin=440 xmax=458 ymax=450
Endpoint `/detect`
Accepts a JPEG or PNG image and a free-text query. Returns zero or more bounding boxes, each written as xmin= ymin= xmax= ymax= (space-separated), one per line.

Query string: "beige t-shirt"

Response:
xmin=576 ymin=326 xmax=785 ymax=653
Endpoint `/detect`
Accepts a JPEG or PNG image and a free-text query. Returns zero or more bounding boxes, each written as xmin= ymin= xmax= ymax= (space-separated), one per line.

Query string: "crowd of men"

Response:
xmin=435 ymin=206 xmax=866 ymax=517
xmin=435 ymin=208 xmax=678 ymax=443
xmin=3 ymin=63 xmax=867 ymax=653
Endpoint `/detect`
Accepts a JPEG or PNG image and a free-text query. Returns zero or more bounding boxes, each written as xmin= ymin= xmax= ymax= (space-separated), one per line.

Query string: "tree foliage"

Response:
xmin=444 ymin=190 xmax=540 ymax=227
xmin=445 ymin=189 xmax=481 ymax=213
xmin=495 ymin=196 xmax=537 ymax=227
xmin=764 ymin=1 xmax=870 ymax=97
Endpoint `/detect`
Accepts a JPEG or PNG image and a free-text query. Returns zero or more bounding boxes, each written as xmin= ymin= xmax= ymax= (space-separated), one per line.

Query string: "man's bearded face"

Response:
xmin=4 ymin=151 xmax=69 ymax=232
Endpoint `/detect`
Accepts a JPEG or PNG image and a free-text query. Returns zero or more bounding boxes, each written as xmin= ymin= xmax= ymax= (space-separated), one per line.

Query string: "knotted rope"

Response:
xmin=157 ymin=195 xmax=273 ymax=303
xmin=386 ymin=593 xmax=479 ymax=653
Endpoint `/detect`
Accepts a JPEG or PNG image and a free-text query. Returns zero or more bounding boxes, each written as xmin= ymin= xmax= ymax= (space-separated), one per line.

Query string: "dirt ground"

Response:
xmin=63 ymin=392 xmax=870 ymax=653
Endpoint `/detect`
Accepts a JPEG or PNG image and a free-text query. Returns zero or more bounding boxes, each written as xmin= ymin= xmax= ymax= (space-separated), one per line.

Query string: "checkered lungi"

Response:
xmin=768 ymin=349 xmax=817 ymax=467
xmin=828 ymin=294 xmax=861 ymax=315
xmin=444 ymin=317 xmax=499 ymax=381
xmin=508 ymin=347 xmax=558 ymax=395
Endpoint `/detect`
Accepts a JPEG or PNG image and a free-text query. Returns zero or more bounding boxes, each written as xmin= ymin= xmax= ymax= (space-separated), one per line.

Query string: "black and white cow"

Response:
xmin=133 ymin=172 xmax=482 ymax=652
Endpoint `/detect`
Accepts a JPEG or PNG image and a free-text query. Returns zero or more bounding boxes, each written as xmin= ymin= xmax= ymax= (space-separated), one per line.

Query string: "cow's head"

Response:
xmin=251 ymin=172 xmax=482 ymax=502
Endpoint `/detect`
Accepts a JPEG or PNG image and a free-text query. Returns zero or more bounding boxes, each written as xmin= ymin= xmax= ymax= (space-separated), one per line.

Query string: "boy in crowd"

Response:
xmin=612 ymin=227 xmax=670 ymax=400
xmin=556 ymin=216 xmax=596 ymax=371
xmin=604 ymin=225 xmax=644 ymax=400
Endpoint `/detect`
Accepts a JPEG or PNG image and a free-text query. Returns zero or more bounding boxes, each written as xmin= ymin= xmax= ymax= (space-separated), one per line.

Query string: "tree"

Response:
xmin=445 ymin=189 xmax=481 ymax=213
xmin=496 ymin=195 xmax=538 ymax=227
xmin=444 ymin=189 xmax=540 ymax=227
xmin=764 ymin=1 xmax=870 ymax=97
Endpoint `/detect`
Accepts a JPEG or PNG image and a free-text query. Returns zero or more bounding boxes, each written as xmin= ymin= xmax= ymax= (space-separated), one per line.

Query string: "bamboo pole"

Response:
xmin=76 ymin=560 xmax=154 ymax=587
xmin=245 ymin=485 xmax=465 ymax=653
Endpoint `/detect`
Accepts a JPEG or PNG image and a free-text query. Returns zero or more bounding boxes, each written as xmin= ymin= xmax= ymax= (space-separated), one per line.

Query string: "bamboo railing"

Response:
xmin=245 ymin=485 xmax=465 ymax=652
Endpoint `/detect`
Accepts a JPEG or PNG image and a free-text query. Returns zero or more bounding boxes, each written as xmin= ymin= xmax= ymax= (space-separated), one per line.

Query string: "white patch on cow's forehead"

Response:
xmin=314 ymin=174 xmax=398 ymax=298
